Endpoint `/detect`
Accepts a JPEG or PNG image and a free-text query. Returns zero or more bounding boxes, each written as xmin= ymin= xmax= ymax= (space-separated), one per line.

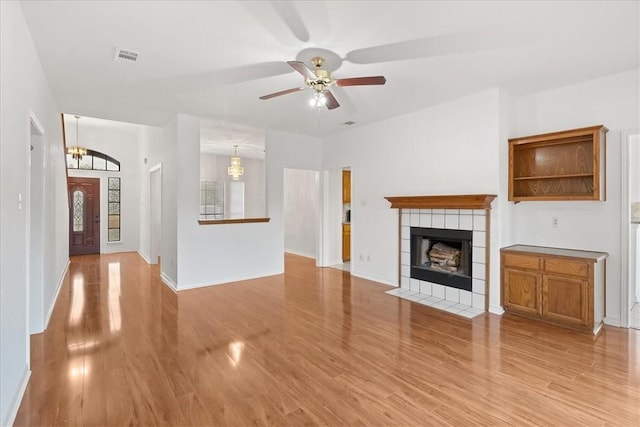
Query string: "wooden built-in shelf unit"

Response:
xmin=508 ymin=125 xmax=608 ymax=202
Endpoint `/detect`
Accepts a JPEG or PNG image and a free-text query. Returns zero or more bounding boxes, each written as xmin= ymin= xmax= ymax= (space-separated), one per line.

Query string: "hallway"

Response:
xmin=15 ymin=252 xmax=640 ymax=426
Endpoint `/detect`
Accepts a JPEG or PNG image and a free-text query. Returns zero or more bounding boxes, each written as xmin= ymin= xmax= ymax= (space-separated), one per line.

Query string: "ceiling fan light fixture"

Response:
xmin=309 ymin=91 xmax=326 ymax=108
xmin=259 ymin=55 xmax=384 ymax=111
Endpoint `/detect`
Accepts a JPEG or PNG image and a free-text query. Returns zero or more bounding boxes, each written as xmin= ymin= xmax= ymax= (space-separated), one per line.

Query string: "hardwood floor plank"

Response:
xmin=104 ymin=368 xmax=138 ymax=426
xmin=13 ymin=252 xmax=640 ymax=426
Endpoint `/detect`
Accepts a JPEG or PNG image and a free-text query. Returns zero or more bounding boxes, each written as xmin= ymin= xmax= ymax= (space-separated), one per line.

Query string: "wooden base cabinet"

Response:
xmin=501 ymin=245 xmax=607 ymax=334
xmin=342 ymin=223 xmax=350 ymax=261
xmin=503 ymin=268 xmax=542 ymax=316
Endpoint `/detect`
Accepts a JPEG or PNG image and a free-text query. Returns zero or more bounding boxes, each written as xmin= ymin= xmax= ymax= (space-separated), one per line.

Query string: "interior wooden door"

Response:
xmin=68 ymin=177 xmax=100 ymax=255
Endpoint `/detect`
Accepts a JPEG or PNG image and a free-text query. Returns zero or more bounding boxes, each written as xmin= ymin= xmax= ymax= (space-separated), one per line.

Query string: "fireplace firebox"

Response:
xmin=410 ymin=227 xmax=472 ymax=292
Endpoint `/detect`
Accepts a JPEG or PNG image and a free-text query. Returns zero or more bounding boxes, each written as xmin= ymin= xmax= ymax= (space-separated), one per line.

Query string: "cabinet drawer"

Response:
xmin=543 ymin=258 xmax=589 ymax=278
xmin=503 ymin=253 xmax=540 ymax=270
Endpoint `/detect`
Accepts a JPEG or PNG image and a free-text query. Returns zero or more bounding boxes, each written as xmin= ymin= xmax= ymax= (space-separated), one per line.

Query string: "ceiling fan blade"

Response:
xmin=259 ymin=87 xmax=306 ymax=100
xmin=344 ymin=25 xmax=533 ymax=65
xmin=270 ymin=1 xmax=310 ymax=42
xmin=287 ymin=61 xmax=316 ymax=80
xmin=324 ymin=90 xmax=340 ymax=110
xmin=335 ymin=76 xmax=386 ymax=87
xmin=164 ymin=62 xmax=294 ymax=92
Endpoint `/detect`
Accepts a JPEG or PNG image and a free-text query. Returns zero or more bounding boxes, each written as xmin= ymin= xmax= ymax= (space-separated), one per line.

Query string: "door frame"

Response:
xmin=318 ymin=167 xmax=351 ymax=269
xmin=27 ymin=112 xmax=45 ymax=337
xmin=620 ymin=129 xmax=640 ymax=328
xmin=149 ymin=163 xmax=162 ymax=265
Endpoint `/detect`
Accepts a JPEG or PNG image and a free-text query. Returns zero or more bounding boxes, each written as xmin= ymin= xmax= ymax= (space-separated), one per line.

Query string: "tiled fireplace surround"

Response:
xmin=385 ymin=195 xmax=496 ymax=317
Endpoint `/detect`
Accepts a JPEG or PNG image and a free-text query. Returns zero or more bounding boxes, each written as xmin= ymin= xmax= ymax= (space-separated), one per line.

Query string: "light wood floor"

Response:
xmin=15 ymin=252 xmax=640 ymax=426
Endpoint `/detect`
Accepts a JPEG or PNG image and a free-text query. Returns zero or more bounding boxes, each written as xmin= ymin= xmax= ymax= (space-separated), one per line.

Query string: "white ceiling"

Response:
xmin=200 ymin=119 xmax=265 ymax=159
xmin=20 ymin=1 xmax=639 ymax=138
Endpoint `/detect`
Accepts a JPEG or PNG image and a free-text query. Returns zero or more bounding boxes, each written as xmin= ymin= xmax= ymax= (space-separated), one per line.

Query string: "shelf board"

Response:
xmin=513 ymin=173 xmax=594 ymax=181
xmin=512 ymin=194 xmax=596 ymax=201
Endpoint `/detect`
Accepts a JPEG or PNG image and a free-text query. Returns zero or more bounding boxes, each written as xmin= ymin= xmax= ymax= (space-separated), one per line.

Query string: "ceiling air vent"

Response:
xmin=115 ymin=48 xmax=139 ymax=62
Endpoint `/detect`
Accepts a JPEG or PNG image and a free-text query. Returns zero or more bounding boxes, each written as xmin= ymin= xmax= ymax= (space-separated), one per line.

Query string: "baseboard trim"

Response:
xmin=3 ymin=366 xmax=30 ymax=427
xmin=350 ymin=271 xmax=396 ymax=287
xmin=160 ymin=272 xmax=177 ymax=292
xmin=318 ymin=259 xmax=343 ymax=267
xmin=176 ymin=271 xmax=283 ymax=292
xmin=489 ymin=304 xmax=505 ymax=315
xmin=44 ymin=259 xmax=70 ymax=331
xmin=604 ymin=316 xmax=621 ymax=328
xmin=284 ymin=250 xmax=316 ymax=259
xmin=137 ymin=250 xmax=151 ymax=265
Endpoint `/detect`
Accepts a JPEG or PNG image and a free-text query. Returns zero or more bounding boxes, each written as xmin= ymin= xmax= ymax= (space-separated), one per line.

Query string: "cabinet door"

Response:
xmin=542 ymin=274 xmax=589 ymax=327
xmin=342 ymin=224 xmax=350 ymax=261
xmin=503 ymin=269 xmax=542 ymax=316
xmin=342 ymin=171 xmax=351 ymax=203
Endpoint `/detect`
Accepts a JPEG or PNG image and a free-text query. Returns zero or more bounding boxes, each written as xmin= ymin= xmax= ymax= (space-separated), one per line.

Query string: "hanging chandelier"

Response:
xmin=68 ymin=115 xmax=87 ymax=160
xmin=227 ymin=144 xmax=244 ymax=181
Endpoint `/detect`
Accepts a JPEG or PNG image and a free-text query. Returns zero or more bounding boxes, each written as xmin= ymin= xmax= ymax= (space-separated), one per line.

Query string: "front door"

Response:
xmin=68 ymin=177 xmax=100 ymax=255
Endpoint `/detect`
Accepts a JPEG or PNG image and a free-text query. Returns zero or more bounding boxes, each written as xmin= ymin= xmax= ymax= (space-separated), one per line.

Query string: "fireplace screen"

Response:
xmin=410 ymin=227 xmax=472 ymax=291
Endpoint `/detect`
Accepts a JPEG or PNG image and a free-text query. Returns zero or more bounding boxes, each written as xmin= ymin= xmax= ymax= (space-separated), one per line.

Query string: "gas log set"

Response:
xmin=427 ymin=242 xmax=461 ymax=273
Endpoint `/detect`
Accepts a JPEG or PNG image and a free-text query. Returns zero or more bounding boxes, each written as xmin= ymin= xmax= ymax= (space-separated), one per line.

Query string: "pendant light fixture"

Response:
xmin=227 ymin=144 xmax=244 ymax=181
xmin=68 ymin=115 xmax=87 ymax=160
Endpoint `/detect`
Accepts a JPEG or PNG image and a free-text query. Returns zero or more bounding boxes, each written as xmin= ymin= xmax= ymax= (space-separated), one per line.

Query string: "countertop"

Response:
xmin=501 ymin=244 xmax=608 ymax=261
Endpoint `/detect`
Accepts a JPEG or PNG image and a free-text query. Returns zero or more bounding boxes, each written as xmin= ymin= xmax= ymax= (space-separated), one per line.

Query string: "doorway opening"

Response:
xmin=320 ymin=167 xmax=351 ymax=272
xmin=627 ymin=133 xmax=640 ymax=329
xmin=150 ymin=165 xmax=162 ymax=265
xmin=68 ymin=177 xmax=101 ymax=255
xmin=283 ymin=168 xmax=320 ymax=261
xmin=28 ymin=115 xmax=45 ymax=333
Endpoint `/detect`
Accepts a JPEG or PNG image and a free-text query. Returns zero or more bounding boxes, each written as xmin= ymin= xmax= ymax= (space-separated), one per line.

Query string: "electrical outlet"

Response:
xmin=551 ymin=217 xmax=559 ymax=228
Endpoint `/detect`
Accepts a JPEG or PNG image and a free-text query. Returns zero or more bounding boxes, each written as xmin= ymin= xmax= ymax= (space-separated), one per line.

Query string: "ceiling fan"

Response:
xmin=258 ymin=56 xmax=386 ymax=110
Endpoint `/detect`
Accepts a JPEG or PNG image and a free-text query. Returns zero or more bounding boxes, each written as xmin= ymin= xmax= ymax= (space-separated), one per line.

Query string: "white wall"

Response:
xmin=495 ymin=89 xmax=517 ymax=311
xmin=631 ymin=135 xmax=640 ymax=304
xmin=512 ymin=69 xmax=640 ymax=326
xmin=630 ymin=135 xmax=640 ymax=306
xmin=242 ymin=157 xmax=266 ymax=218
xmin=284 ymin=168 xmax=319 ymax=258
xmin=322 ymin=89 xmax=502 ymax=295
xmin=155 ymin=115 xmax=323 ymax=290
xmin=66 ymin=118 xmax=143 ymax=253
xmin=160 ymin=118 xmax=179 ymax=286
xmin=320 ymin=168 xmax=344 ymax=267
xmin=137 ymin=125 xmax=164 ymax=263
xmin=0 ymin=2 xmax=69 ymax=425
xmin=163 ymin=115 xmax=321 ymax=289
xmin=29 ymin=124 xmax=45 ymax=335
xmin=138 ymin=117 xmax=178 ymax=286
